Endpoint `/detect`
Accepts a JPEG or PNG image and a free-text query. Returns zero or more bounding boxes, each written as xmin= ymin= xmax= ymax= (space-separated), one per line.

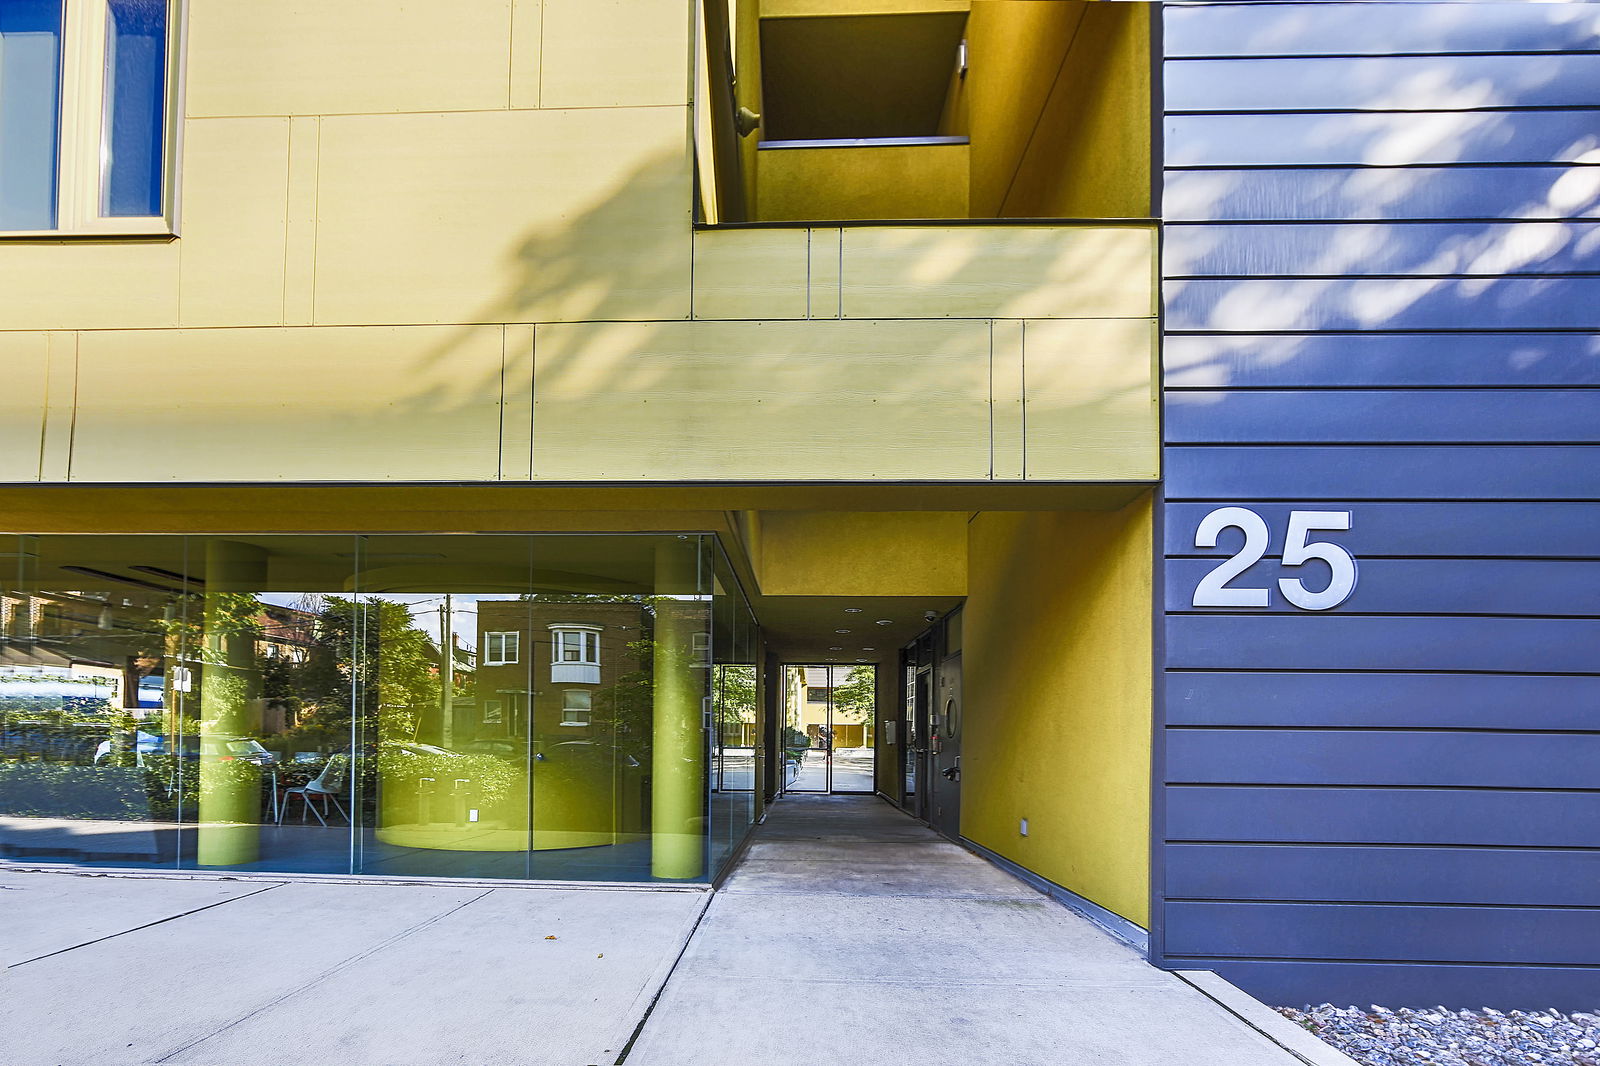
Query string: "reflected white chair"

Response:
xmin=279 ymin=755 xmax=350 ymax=826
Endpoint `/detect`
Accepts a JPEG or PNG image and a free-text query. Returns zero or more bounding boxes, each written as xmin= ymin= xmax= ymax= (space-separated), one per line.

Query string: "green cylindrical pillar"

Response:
xmin=197 ymin=540 xmax=267 ymax=866
xmin=651 ymin=538 xmax=705 ymax=880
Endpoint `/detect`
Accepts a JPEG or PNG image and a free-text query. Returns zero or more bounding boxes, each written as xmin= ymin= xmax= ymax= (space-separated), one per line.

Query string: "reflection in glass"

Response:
xmin=101 ymin=0 xmax=166 ymax=216
xmin=783 ymin=664 xmax=875 ymax=795
xmin=0 ymin=0 xmax=63 ymax=229
xmin=0 ymin=534 xmax=761 ymax=883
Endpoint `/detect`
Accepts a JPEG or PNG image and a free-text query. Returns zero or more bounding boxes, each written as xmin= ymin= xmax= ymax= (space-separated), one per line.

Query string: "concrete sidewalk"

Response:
xmin=2 ymin=797 xmax=1315 ymax=1066
xmin=623 ymin=795 xmax=1307 ymax=1066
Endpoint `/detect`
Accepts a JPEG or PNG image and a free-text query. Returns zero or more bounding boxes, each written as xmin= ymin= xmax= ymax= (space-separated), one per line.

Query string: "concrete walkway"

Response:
xmin=2 ymin=796 xmax=1309 ymax=1065
xmin=624 ymin=795 xmax=1304 ymax=1066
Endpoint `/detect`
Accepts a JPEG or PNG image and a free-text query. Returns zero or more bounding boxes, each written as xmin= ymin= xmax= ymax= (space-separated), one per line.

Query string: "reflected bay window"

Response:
xmin=548 ymin=624 xmax=601 ymax=684
xmin=0 ymin=0 xmax=175 ymax=234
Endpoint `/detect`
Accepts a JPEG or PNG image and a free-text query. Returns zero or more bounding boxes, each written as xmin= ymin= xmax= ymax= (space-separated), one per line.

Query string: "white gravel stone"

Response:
xmin=1275 ymin=1003 xmax=1600 ymax=1066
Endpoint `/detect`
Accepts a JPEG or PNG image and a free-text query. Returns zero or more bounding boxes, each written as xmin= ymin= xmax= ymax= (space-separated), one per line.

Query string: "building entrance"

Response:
xmin=782 ymin=665 xmax=875 ymax=794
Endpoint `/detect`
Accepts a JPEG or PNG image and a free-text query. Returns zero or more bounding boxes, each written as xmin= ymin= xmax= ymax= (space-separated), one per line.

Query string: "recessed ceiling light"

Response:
xmin=829 ymin=646 xmax=844 ymax=651
xmin=834 ymin=628 xmax=850 ymax=634
xmin=843 ymin=607 xmax=862 ymax=613
xmin=861 ymin=647 xmax=875 ymax=652
xmin=875 ymin=619 xmax=894 ymax=626
xmin=854 ymin=658 xmax=869 ymax=663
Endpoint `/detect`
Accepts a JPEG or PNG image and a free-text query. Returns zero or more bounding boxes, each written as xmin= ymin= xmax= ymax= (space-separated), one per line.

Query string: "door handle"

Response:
xmin=941 ymin=756 xmax=961 ymax=782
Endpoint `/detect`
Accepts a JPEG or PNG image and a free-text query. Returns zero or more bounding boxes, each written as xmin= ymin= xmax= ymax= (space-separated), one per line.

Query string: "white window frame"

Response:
xmin=482 ymin=631 xmax=520 ymax=667
xmin=559 ymin=690 xmax=592 ymax=727
xmin=549 ymin=626 xmax=601 ymax=667
xmin=1 ymin=0 xmax=186 ymax=238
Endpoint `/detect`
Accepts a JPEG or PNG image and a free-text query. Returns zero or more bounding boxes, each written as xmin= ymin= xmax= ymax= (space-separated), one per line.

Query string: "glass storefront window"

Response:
xmin=0 ymin=532 xmax=760 ymax=884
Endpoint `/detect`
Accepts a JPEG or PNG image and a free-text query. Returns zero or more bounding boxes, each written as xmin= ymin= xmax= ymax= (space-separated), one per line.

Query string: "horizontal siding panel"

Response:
xmin=1165 ymin=844 xmax=1600 ymax=908
xmin=1165 ymin=5 xmax=1600 ymax=60
xmin=1166 ymin=111 xmax=1600 ymax=168
xmin=1168 ymin=958 xmax=1600 ymax=1013
xmin=1165 ymin=445 xmax=1600 ymax=501
xmin=1165 ymin=615 xmax=1600 ymax=673
xmin=1165 ymin=54 xmax=1600 ymax=113
xmin=1165 ymin=902 xmax=1600 ymax=966
xmin=1164 ymin=222 xmax=1600 ymax=279
xmin=1165 ymin=672 xmax=1600 ymax=730
xmin=1165 ymin=277 xmax=1600 ymax=332
xmin=1164 ymin=502 xmax=1600 ymax=558
xmin=1164 ymin=333 xmax=1600 ymax=388
xmin=1167 ymin=730 xmax=1600 ymax=789
xmin=1164 ymin=166 xmax=1600 ymax=223
xmin=1166 ymin=390 xmax=1600 ymax=444
xmin=1167 ymin=557 xmax=1600 ymax=616
xmin=1165 ymin=786 xmax=1600 ymax=848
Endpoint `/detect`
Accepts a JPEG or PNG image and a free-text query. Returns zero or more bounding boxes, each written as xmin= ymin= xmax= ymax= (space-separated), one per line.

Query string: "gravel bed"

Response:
xmin=1276 ymin=1004 xmax=1600 ymax=1066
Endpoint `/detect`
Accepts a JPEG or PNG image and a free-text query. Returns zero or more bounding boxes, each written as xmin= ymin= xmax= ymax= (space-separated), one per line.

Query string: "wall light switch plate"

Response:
xmin=1019 ymin=818 xmax=1029 ymax=836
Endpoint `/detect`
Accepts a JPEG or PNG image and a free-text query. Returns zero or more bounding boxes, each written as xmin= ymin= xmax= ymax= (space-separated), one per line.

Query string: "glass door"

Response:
xmin=782 ymin=664 xmax=875 ymax=794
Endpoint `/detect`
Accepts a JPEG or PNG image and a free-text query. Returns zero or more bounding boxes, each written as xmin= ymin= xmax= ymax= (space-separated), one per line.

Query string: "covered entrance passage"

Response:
xmin=622 ymin=794 xmax=1305 ymax=1066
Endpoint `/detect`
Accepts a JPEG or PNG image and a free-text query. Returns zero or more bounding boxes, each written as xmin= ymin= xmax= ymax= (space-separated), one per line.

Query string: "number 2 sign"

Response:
xmin=1192 ymin=508 xmax=1358 ymax=611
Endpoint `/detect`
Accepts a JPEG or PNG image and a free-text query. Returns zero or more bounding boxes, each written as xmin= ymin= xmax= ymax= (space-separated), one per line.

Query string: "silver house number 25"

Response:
xmin=1192 ymin=508 xmax=1358 ymax=611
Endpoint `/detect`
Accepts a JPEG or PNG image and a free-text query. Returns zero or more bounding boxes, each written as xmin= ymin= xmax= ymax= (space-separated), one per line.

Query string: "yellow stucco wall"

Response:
xmin=0 ymin=0 xmax=1155 ymax=487
xmin=960 ymin=497 xmax=1153 ymax=926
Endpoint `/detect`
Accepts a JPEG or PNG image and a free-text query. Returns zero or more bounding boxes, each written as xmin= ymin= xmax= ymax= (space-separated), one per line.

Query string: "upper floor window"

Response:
xmin=551 ymin=627 xmax=600 ymax=666
xmin=0 ymin=0 xmax=176 ymax=235
xmin=483 ymin=631 xmax=520 ymax=666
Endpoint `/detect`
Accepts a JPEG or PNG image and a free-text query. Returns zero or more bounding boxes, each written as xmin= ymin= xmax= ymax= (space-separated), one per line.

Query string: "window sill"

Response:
xmin=0 ymin=220 xmax=176 ymax=240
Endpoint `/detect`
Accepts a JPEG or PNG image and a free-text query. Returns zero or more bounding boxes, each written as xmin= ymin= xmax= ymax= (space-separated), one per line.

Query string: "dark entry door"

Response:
xmin=928 ymin=652 xmax=961 ymax=839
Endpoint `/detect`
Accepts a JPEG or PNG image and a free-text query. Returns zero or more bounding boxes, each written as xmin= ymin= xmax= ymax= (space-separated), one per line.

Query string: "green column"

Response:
xmin=652 ymin=538 xmax=705 ymax=880
xmin=197 ymin=540 xmax=266 ymax=866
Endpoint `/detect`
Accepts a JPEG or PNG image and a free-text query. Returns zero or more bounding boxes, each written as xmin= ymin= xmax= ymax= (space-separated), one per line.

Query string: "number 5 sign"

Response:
xmin=1192 ymin=508 xmax=1358 ymax=611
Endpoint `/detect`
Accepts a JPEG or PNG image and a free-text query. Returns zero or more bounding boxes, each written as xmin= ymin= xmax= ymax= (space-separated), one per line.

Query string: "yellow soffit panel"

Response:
xmin=839 ymin=225 xmax=1154 ymax=320
xmin=68 ymin=327 xmax=506 ymax=483
xmin=313 ymin=106 xmax=693 ymax=327
xmin=755 ymin=511 xmax=969 ymax=598
xmin=532 ymin=318 xmax=991 ymax=481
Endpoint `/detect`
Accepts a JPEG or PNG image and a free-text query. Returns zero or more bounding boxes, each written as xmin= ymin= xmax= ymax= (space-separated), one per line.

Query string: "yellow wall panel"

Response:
xmin=502 ymin=324 xmax=536 ymax=479
xmin=961 ymin=1 xmax=1084 ymax=217
xmin=314 ymin=107 xmax=693 ymax=326
xmin=763 ymin=0 xmax=969 ymax=14
xmin=991 ymin=318 xmax=1024 ymax=479
xmin=532 ymin=319 xmax=990 ymax=480
xmin=755 ymin=511 xmax=967 ymax=597
xmin=539 ymin=0 xmax=690 ymax=109
xmin=185 ymin=0 xmax=514 ymax=117
xmin=962 ymin=499 xmax=1153 ymax=926
xmin=840 ymin=225 xmax=1153 ymax=320
xmin=692 ymin=228 xmax=809 ymax=319
xmin=1024 ymin=318 xmax=1157 ymax=481
xmin=807 ymin=227 xmax=842 ymax=319
xmin=0 ymin=243 xmax=176 ymax=331
xmin=510 ymin=0 xmax=543 ymax=108
xmin=38 ymin=333 xmax=76 ymax=482
xmin=0 ymin=333 xmax=49 ymax=482
xmin=1003 ymin=4 xmax=1152 ymax=219
xmin=283 ymin=117 xmax=321 ymax=326
xmin=756 ymin=144 xmax=968 ymax=222
xmin=70 ymin=327 xmax=505 ymax=482
xmin=178 ymin=118 xmax=289 ymax=327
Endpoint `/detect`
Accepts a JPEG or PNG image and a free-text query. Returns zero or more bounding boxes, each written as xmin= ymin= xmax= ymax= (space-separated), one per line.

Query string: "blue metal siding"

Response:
xmin=1159 ymin=3 xmax=1600 ymax=1009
